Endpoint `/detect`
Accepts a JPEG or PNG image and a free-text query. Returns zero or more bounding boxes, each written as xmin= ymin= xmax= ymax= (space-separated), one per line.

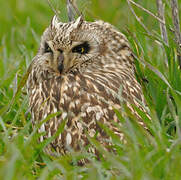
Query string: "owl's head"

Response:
xmin=33 ymin=15 xmax=131 ymax=75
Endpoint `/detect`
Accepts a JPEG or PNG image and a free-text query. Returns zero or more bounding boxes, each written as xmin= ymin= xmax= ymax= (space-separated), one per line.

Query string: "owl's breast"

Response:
xmin=27 ymin=63 xmax=147 ymax=155
xmin=60 ymin=70 xmax=122 ymax=118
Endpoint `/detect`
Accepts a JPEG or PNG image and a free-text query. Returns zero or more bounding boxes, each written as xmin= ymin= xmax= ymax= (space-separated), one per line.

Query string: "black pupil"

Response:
xmin=44 ymin=43 xmax=52 ymax=53
xmin=72 ymin=42 xmax=90 ymax=54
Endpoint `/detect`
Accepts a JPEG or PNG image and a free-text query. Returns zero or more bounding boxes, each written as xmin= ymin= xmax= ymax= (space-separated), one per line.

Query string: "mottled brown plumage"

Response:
xmin=27 ymin=14 xmax=147 ymax=157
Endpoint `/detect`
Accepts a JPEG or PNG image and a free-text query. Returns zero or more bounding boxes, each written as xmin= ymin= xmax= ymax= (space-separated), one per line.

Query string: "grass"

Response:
xmin=0 ymin=0 xmax=181 ymax=179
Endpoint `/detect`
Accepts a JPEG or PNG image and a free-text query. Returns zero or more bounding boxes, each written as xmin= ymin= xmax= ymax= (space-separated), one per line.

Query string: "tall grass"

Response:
xmin=0 ymin=0 xmax=181 ymax=179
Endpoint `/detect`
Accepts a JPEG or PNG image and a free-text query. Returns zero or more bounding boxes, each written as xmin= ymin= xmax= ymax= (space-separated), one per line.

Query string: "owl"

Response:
xmin=27 ymin=14 xmax=147 ymax=158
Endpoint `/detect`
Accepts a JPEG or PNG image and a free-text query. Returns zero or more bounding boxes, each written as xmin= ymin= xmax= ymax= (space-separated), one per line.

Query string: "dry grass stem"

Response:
xmin=67 ymin=0 xmax=81 ymax=21
xmin=171 ymin=0 xmax=181 ymax=45
xmin=126 ymin=0 xmax=151 ymax=35
xmin=171 ymin=0 xmax=181 ymax=67
xmin=156 ymin=0 xmax=168 ymax=45
xmin=47 ymin=0 xmax=59 ymax=16
xmin=127 ymin=0 xmax=165 ymax=25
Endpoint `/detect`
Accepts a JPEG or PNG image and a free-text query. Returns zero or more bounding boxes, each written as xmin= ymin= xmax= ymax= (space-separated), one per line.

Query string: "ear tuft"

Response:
xmin=51 ymin=15 xmax=60 ymax=29
xmin=72 ymin=15 xmax=83 ymax=29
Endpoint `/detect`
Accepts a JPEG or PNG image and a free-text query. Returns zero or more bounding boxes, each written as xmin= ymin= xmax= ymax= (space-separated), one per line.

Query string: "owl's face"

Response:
xmin=31 ymin=15 xmax=131 ymax=76
xmin=32 ymin=16 xmax=132 ymax=76
xmin=35 ymin=16 xmax=110 ymax=75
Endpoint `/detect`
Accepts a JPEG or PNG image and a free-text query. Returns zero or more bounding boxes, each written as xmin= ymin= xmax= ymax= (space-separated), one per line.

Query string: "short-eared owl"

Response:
xmin=27 ymin=5 xmax=147 ymax=157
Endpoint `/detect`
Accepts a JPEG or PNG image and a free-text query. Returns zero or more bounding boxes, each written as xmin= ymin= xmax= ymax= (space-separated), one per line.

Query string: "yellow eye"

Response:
xmin=72 ymin=42 xmax=90 ymax=54
xmin=81 ymin=47 xmax=85 ymax=53
xmin=44 ymin=42 xmax=53 ymax=53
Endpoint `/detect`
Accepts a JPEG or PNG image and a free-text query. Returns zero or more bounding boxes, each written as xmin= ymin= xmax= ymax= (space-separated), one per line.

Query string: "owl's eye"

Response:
xmin=44 ymin=42 xmax=53 ymax=53
xmin=72 ymin=42 xmax=90 ymax=54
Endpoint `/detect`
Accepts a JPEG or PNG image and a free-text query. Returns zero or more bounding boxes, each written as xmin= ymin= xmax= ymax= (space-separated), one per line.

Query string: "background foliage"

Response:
xmin=0 ymin=0 xmax=181 ymax=179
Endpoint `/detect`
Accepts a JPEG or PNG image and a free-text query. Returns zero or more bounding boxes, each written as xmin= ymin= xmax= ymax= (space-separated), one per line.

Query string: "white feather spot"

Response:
xmin=73 ymin=87 xmax=77 ymax=92
xmin=81 ymin=103 xmax=91 ymax=111
xmin=103 ymin=109 xmax=108 ymax=115
xmin=50 ymin=121 xmax=54 ymax=128
xmin=75 ymin=99 xmax=80 ymax=105
xmin=81 ymin=112 xmax=86 ymax=117
xmin=39 ymin=123 xmax=45 ymax=142
xmin=96 ymin=112 xmax=102 ymax=121
xmin=87 ymin=106 xmax=95 ymax=113
xmin=66 ymin=133 xmax=72 ymax=145
xmin=53 ymin=107 xmax=57 ymax=113
xmin=62 ymin=112 xmax=67 ymax=119
xmin=32 ymin=89 xmax=35 ymax=94
xmin=61 ymin=98 xmax=64 ymax=104
xmin=126 ymin=81 xmax=131 ymax=86
xmin=68 ymin=84 xmax=72 ymax=88
xmin=40 ymin=123 xmax=45 ymax=133
xmin=64 ymin=85 xmax=68 ymax=91
xmin=89 ymin=129 xmax=96 ymax=137
xmin=69 ymin=102 xmax=75 ymax=109
xmin=58 ymin=134 xmax=61 ymax=140
xmin=43 ymin=114 xmax=47 ymax=119
xmin=48 ymin=131 xmax=51 ymax=138
xmin=77 ymin=122 xmax=83 ymax=132
xmin=64 ymin=94 xmax=68 ymax=100
xmin=40 ymin=136 xmax=43 ymax=142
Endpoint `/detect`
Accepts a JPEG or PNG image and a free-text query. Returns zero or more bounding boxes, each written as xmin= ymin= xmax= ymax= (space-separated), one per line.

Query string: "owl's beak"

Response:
xmin=56 ymin=51 xmax=73 ymax=74
xmin=57 ymin=53 xmax=64 ymax=74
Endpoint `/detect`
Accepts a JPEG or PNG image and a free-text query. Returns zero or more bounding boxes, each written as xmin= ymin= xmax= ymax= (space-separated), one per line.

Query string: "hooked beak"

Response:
xmin=56 ymin=52 xmax=72 ymax=74
xmin=57 ymin=53 xmax=64 ymax=74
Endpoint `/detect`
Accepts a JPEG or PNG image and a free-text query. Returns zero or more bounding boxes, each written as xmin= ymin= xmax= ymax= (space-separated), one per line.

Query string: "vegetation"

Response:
xmin=0 ymin=0 xmax=181 ymax=179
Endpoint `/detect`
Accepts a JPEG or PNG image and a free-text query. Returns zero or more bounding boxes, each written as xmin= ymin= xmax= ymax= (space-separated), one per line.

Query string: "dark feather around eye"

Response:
xmin=44 ymin=42 xmax=53 ymax=53
xmin=72 ymin=42 xmax=90 ymax=54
